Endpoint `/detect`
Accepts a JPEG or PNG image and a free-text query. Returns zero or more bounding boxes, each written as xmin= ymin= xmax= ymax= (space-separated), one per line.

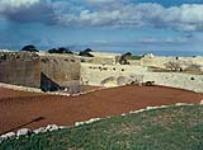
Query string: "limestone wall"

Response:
xmin=40 ymin=54 xmax=81 ymax=93
xmin=80 ymin=56 xmax=117 ymax=65
xmin=140 ymin=56 xmax=177 ymax=68
xmin=0 ymin=52 xmax=81 ymax=93
xmin=0 ymin=52 xmax=41 ymax=88
xmin=81 ymin=62 xmax=203 ymax=93
xmin=140 ymin=56 xmax=203 ymax=69
xmin=80 ymin=63 xmax=147 ymax=87
xmin=143 ymin=72 xmax=203 ymax=93
xmin=1 ymin=51 xmax=203 ymax=93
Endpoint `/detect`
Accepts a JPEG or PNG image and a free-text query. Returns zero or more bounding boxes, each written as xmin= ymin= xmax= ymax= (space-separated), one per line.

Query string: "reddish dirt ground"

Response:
xmin=0 ymin=88 xmax=41 ymax=99
xmin=0 ymin=85 xmax=203 ymax=134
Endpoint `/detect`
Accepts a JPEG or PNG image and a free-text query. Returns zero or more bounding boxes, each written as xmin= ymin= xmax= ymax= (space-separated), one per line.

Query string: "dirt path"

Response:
xmin=0 ymin=85 xmax=203 ymax=134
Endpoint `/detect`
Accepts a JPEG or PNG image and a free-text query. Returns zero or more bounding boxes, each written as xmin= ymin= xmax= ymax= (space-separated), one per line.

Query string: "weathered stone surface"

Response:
xmin=200 ymin=100 xmax=203 ymax=105
xmin=0 ymin=52 xmax=41 ymax=88
xmin=46 ymin=124 xmax=59 ymax=132
xmin=40 ymin=55 xmax=81 ymax=93
xmin=0 ymin=52 xmax=81 ymax=93
xmin=16 ymin=128 xmax=32 ymax=137
xmin=33 ymin=127 xmax=47 ymax=134
xmin=0 ymin=132 xmax=15 ymax=141
xmin=75 ymin=118 xmax=101 ymax=126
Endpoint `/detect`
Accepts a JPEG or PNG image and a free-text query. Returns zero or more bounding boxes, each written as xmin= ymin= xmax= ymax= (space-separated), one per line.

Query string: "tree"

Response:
xmin=118 ymin=52 xmax=132 ymax=65
xmin=48 ymin=47 xmax=73 ymax=54
xmin=83 ymin=48 xmax=93 ymax=53
xmin=165 ymin=61 xmax=182 ymax=72
xmin=79 ymin=48 xmax=94 ymax=57
xmin=21 ymin=45 xmax=39 ymax=52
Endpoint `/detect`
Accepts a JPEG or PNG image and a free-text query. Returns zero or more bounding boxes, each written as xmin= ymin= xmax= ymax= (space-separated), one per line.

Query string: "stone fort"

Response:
xmin=0 ymin=52 xmax=80 ymax=93
xmin=1 ymin=51 xmax=203 ymax=93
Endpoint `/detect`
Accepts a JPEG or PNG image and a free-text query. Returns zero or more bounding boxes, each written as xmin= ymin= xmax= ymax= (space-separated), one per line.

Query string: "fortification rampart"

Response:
xmin=142 ymin=72 xmax=203 ymax=93
xmin=0 ymin=52 xmax=41 ymax=88
xmin=1 ymin=51 xmax=203 ymax=93
xmin=0 ymin=52 xmax=81 ymax=93
xmin=140 ymin=56 xmax=203 ymax=70
xmin=80 ymin=62 xmax=203 ymax=93
xmin=40 ymin=54 xmax=81 ymax=93
xmin=80 ymin=63 xmax=147 ymax=87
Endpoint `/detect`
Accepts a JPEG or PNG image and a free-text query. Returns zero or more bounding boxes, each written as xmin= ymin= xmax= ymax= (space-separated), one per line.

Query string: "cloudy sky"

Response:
xmin=0 ymin=0 xmax=203 ymax=55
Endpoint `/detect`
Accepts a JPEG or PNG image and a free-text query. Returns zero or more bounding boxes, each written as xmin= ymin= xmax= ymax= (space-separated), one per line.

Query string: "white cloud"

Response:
xmin=56 ymin=3 xmax=203 ymax=31
xmin=0 ymin=0 xmax=203 ymax=32
xmin=87 ymin=0 xmax=117 ymax=3
xmin=0 ymin=0 xmax=40 ymax=12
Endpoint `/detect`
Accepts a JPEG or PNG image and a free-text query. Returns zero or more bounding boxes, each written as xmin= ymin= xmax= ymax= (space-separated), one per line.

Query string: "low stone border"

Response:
xmin=0 ymin=124 xmax=66 ymax=143
xmin=0 ymin=102 xmax=201 ymax=144
xmin=74 ymin=103 xmax=195 ymax=127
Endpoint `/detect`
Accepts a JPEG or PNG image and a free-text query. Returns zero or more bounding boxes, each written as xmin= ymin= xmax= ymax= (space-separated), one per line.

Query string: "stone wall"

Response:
xmin=80 ymin=62 xmax=203 ymax=93
xmin=0 ymin=52 xmax=81 ymax=93
xmin=80 ymin=56 xmax=117 ymax=65
xmin=143 ymin=72 xmax=203 ymax=93
xmin=80 ymin=63 xmax=147 ymax=87
xmin=1 ymin=51 xmax=203 ymax=93
xmin=40 ymin=54 xmax=81 ymax=93
xmin=140 ymin=55 xmax=203 ymax=69
xmin=0 ymin=52 xmax=41 ymax=88
xmin=140 ymin=56 xmax=177 ymax=68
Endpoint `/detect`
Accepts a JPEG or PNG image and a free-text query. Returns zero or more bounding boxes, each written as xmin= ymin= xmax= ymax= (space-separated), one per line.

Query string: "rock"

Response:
xmin=200 ymin=100 xmax=203 ymax=105
xmin=158 ymin=105 xmax=168 ymax=109
xmin=85 ymin=118 xmax=101 ymax=124
xmin=75 ymin=118 xmax=101 ymax=127
xmin=58 ymin=126 xmax=67 ymax=129
xmin=121 ymin=113 xmax=126 ymax=116
xmin=33 ymin=127 xmax=46 ymax=134
xmin=175 ymin=103 xmax=192 ymax=106
xmin=0 ymin=132 xmax=15 ymax=141
xmin=16 ymin=128 xmax=32 ymax=137
xmin=75 ymin=122 xmax=84 ymax=126
xmin=72 ymin=93 xmax=81 ymax=97
xmin=144 ymin=81 xmax=155 ymax=86
xmin=46 ymin=124 xmax=59 ymax=132
xmin=146 ymin=106 xmax=158 ymax=110
xmin=129 ymin=109 xmax=145 ymax=114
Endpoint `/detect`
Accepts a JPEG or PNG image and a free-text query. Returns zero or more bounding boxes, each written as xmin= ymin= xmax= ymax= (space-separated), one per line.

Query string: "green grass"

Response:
xmin=1 ymin=105 xmax=203 ymax=150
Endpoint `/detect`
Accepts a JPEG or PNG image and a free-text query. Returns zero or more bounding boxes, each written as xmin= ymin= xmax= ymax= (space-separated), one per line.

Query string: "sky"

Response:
xmin=0 ymin=0 xmax=203 ymax=55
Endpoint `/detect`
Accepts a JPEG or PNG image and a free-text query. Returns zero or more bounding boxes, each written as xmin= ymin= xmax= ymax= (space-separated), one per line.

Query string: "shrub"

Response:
xmin=21 ymin=45 xmax=39 ymax=52
xmin=79 ymin=48 xmax=94 ymax=57
xmin=48 ymin=47 xmax=73 ymax=54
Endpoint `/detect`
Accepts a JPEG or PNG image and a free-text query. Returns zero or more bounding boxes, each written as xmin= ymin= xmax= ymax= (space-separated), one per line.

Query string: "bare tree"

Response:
xmin=165 ymin=61 xmax=182 ymax=72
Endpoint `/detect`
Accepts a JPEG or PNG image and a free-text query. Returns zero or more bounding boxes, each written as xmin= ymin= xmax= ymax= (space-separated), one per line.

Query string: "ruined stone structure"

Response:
xmin=0 ymin=52 xmax=40 ymax=88
xmin=81 ymin=63 xmax=147 ymax=87
xmin=40 ymin=54 xmax=81 ymax=93
xmin=140 ymin=55 xmax=203 ymax=71
xmin=80 ymin=52 xmax=120 ymax=65
xmin=0 ymin=52 xmax=80 ymax=93
xmin=1 ymin=51 xmax=203 ymax=93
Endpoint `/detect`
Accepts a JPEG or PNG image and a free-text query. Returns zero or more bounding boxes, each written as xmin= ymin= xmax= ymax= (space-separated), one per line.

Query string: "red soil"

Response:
xmin=0 ymin=88 xmax=41 ymax=99
xmin=0 ymin=85 xmax=203 ymax=134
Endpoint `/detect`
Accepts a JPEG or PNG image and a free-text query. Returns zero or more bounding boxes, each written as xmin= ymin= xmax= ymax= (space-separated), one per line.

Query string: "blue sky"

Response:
xmin=0 ymin=0 xmax=203 ymax=55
